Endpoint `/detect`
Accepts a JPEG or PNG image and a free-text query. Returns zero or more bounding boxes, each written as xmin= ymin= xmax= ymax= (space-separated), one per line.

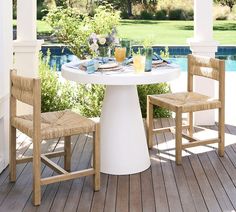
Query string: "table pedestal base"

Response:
xmin=100 ymin=85 xmax=151 ymax=175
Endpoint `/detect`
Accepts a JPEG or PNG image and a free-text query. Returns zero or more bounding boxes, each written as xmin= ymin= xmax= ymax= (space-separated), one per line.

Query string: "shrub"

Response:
xmin=120 ymin=10 xmax=129 ymax=19
xmin=132 ymin=4 xmax=145 ymax=16
xmin=140 ymin=10 xmax=154 ymax=20
xmin=155 ymin=9 xmax=167 ymax=20
xmin=137 ymin=83 xmax=171 ymax=118
xmin=183 ymin=9 xmax=194 ymax=20
xmin=213 ymin=4 xmax=230 ymax=20
xmin=76 ymin=82 xmax=171 ymax=118
xmin=76 ymin=84 xmax=105 ymax=118
xmin=37 ymin=4 xmax=48 ymax=20
xmin=39 ymin=51 xmax=79 ymax=112
xmin=160 ymin=46 xmax=170 ymax=59
xmin=169 ymin=9 xmax=185 ymax=20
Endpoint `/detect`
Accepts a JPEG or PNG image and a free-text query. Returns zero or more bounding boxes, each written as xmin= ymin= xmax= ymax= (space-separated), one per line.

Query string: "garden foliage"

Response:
xmin=76 ymin=83 xmax=171 ymax=118
xmin=39 ymin=51 xmax=79 ymax=112
xmin=45 ymin=5 xmax=120 ymax=59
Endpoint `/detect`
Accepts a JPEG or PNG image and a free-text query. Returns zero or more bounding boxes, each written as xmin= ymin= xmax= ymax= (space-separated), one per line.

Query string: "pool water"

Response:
xmin=42 ymin=46 xmax=236 ymax=72
xmin=169 ymin=56 xmax=236 ymax=72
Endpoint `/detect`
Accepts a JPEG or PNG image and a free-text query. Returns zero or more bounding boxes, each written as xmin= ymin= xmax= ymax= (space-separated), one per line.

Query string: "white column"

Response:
xmin=0 ymin=0 xmax=13 ymax=173
xmin=17 ymin=0 xmax=37 ymax=41
xmin=14 ymin=0 xmax=43 ymax=115
xmin=188 ymin=0 xmax=218 ymax=125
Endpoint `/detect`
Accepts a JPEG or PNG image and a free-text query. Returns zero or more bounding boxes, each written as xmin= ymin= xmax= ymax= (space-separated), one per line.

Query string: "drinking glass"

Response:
xmin=114 ymin=47 xmax=126 ymax=63
xmin=145 ymin=47 xmax=153 ymax=72
xmin=133 ymin=55 xmax=146 ymax=73
xmin=120 ymin=39 xmax=131 ymax=58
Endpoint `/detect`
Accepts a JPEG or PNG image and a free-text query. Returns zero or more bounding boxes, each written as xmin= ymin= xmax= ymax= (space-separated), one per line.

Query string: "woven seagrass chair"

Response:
xmin=9 ymin=69 xmax=100 ymax=205
xmin=147 ymin=54 xmax=225 ymax=164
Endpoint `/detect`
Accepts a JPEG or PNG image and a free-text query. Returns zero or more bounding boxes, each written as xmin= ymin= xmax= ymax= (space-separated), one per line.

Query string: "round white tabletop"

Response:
xmin=62 ymin=63 xmax=180 ymax=85
xmin=62 ymin=63 xmax=180 ymax=175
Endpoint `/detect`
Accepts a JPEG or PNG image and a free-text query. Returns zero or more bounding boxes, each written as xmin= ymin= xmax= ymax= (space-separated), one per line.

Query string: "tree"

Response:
xmin=127 ymin=0 xmax=132 ymax=16
xmin=214 ymin=0 xmax=236 ymax=11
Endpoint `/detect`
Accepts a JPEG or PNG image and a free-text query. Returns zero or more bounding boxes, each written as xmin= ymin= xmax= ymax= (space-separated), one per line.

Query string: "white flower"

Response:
xmin=90 ymin=43 xmax=99 ymax=51
xmin=114 ymin=37 xmax=119 ymax=45
xmin=98 ymin=36 xmax=106 ymax=45
xmin=90 ymin=33 xmax=97 ymax=39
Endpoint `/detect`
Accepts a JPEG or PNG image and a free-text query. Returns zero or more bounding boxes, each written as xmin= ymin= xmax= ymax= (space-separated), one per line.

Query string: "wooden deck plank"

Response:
xmin=181 ymin=158 xmax=208 ymax=212
xmin=208 ymin=150 xmax=236 ymax=209
xmin=189 ymin=154 xmax=222 ymax=212
xmin=0 ymin=133 xmax=30 ymax=186
xmin=90 ymin=174 xmax=108 ymax=212
xmin=159 ymin=118 xmax=183 ymax=212
xmin=1 ymin=119 xmax=236 ymax=211
xmin=104 ymin=175 xmax=117 ymax=212
xmin=23 ymin=135 xmax=82 ymax=211
xmin=116 ymin=175 xmax=129 ymax=212
xmin=198 ymin=153 xmax=234 ymax=211
xmin=225 ymin=124 xmax=236 ymax=168
xmin=129 ymin=174 xmax=142 ymax=212
xmin=62 ymin=136 xmax=92 ymax=212
xmin=22 ymin=137 xmax=72 ymax=212
xmin=168 ymin=118 xmax=198 ymax=212
xmin=0 ymin=136 xmax=31 ymax=206
xmin=0 ymin=137 xmax=60 ymax=211
xmin=167 ymin=120 xmax=208 ymax=212
xmin=72 ymin=136 xmax=94 ymax=212
xmin=151 ymin=120 xmax=169 ymax=212
xmin=206 ymin=125 xmax=236 ymax=209
xmin=90 ymin=173 xmax=108 ymax=212
xmin=49 ymin=135 xmax=87 ymax=212
xmin=141 ymin=168 xmax=156 ymax=212
xmin=73 ymin=175 xmax=93 ymax=212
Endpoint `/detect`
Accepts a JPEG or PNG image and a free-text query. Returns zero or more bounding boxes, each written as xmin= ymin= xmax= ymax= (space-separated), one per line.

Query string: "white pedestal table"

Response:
xmin=62 ymin=64 xmax=180 ymax=175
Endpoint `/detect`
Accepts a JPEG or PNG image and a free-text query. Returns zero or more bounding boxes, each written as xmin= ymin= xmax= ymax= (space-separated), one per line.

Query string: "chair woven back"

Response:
xmin=10 ymin=69 xmax=41 ymax=106
xmin=10 ymin=69 xmax=41 ymax=140
xmin=187 ymin=54 xmax=225 ymax=102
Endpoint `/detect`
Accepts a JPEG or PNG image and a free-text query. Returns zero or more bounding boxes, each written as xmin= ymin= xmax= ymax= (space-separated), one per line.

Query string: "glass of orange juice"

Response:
xmin=133 ymin=55 xmax=146 ymax=73
xmin=114 ymin=47 xmax=126 ymax=64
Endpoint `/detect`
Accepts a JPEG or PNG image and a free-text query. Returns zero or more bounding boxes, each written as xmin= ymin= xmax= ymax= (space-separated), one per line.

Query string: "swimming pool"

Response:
xmin=42 ymin=45 xmax=236 ymax=72
xmin=169 ymin=56 xmax=236 ymax=72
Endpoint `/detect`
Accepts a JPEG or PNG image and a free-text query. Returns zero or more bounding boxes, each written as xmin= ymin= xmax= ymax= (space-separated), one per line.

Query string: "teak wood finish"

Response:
xmin=147 ymin=54 xmax=225 ymax=164
xmin=9 ymin=69 xmax=100 ymax=205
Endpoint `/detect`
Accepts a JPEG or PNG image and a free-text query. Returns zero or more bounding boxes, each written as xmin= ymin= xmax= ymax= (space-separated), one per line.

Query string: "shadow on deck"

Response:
xmin=1 ymin=118 xmax=236 ymax=212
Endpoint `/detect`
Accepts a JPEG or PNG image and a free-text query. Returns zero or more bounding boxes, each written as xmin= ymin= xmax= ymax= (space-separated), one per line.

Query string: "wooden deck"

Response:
xmin=1 ymin=118 xmax=236 ymax=212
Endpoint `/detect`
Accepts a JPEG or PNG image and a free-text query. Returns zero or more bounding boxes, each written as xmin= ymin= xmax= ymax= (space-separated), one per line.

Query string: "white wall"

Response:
xmin=0 ymin=0 xmax=13 ymax=173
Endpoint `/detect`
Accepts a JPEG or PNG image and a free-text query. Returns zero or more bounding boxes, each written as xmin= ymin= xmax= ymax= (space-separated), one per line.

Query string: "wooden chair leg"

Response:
xmin=9 ymin=126 xmax=16 ymax=182
xmin=147 ymin=97 xmax=154 ymax=149
xmin=188 ymin=112 xmax=193 ymax=137
xmin=218 ymin=108 xmax=225 ymax=157
xmin=175 ymin=110 xmax=182 ymax=165
xmin=33 ymin=138 xmax=41 ymax=206
xmin=93 ymin=123 xmax=100 ymax=191
xmin=64 ymin=136 xmax=71 ymax=171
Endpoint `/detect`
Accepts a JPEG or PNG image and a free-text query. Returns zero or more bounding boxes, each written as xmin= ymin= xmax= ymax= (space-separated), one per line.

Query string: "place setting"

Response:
xmin=64 ymin=39 xmax=171 ymax=75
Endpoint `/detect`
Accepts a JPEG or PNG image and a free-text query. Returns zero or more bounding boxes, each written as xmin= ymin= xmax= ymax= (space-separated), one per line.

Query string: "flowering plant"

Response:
xmin=88 ymin=28 xmax=118 ymax=57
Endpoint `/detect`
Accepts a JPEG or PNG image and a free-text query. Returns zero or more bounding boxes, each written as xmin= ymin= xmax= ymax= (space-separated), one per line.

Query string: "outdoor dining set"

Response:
xmin=9 ymin=52 xmax=225 ymax=205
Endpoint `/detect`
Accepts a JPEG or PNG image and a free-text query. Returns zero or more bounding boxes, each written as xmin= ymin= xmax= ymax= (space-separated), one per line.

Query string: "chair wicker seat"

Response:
xmin=11 ymin=110 xmax=96 ymax=140
xmin=147 ymin=55 xmax=225 ymax=165
xmin=150 ymin=92 xmax=221 ymax=113
xmin=9 ymin=70 xmax=100 ymax=206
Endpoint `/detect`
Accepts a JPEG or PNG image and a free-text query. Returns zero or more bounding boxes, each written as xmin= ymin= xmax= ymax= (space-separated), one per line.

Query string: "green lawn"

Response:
xmin=118 ymin=20 xmax=236 ymax=45
xmin=33 ymin=19 xmax=236 ymax=45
